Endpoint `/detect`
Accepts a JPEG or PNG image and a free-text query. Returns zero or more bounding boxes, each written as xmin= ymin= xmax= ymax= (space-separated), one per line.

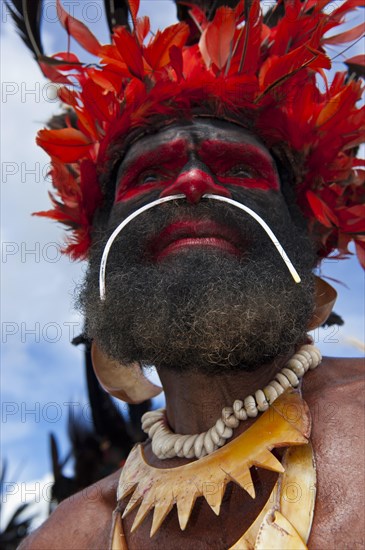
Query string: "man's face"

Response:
xmin=81 ymin=120 xmax=315 ymax=374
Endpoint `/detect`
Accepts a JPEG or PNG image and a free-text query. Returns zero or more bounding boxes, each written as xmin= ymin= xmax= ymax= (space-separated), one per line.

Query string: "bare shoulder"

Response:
xmin=304 ymin=357 xmax=365 ymax=549
xmin=19 ymin=469 xmax=120 ymax=550
xmin=305 ymin=355 xmax=364 ymax=393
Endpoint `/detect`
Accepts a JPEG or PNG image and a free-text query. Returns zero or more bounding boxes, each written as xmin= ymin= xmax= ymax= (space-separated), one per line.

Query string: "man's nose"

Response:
xmin=159 ymin=160 xmax=231 ymax=204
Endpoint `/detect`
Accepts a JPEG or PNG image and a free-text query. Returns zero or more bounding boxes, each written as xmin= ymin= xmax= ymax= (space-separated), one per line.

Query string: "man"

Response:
xmin=16 ymin=0 xmax=364 ymax=548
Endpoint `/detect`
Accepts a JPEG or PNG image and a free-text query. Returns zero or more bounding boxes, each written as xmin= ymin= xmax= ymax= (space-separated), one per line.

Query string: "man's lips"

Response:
xmin=149 ymin=220 xmax=242 ymax=260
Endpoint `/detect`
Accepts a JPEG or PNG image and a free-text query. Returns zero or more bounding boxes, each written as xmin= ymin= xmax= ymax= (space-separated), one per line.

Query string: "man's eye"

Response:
xmin=227 ymin=166 xmax=255 ymax=178
xmin=138 ymin=172 xmax=160 ymax=184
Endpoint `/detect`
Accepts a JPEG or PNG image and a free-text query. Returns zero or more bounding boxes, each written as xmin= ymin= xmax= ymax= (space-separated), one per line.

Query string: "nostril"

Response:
xmin=160 ymin=169 xmax=231 ymax=203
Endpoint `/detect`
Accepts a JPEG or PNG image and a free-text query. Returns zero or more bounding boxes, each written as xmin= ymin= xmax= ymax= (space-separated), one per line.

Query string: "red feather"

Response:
xmin=307 ymin=191 xmax=339 ymax=227
xmin=144 ymin=23 xmax=189 ymax=71
xmin=127 ymin=0 xmax=140 ymax=29
xmin=199 ymin=6 xmax=236 ymax=70
xmin=169 ymin=45 xmax=184 ymax=81
xmin=39 ymin=62 xmax=72 ymax=85
xmin=324 ymin=23 xmax=365 ymax=45
xmin=58 ymin=86 xmax=78 ymax=108
xmin=113 ymin=27 xmax=144 ymax=79
xmin=135 ymin=16 xmax=150 ymax=44
xmin=259 ymin=45 xmax=330 ymax=93
xmin=237 ymin=0 xmax=262 ymax=74
xmin=189 ymin=5 xmax=209 ymax=31
xmin=50 ymin=51 xmax=80 ymax=68
xmin=56 ymin=0 xmax=101 ymax=55
xmin=37 ymin=128 xmax=93 ymax=163
xmin=81 ymin=79 xmax=114 ymax=124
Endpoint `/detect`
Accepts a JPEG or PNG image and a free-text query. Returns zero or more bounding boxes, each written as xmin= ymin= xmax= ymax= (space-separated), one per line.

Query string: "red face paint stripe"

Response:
xmin=198 ymin=140 xmax=280 ymax=191
xmin=115 ymin=140 xmax=188 ymax=202
xmin=114 ymin=181 xmax=168 ymax=203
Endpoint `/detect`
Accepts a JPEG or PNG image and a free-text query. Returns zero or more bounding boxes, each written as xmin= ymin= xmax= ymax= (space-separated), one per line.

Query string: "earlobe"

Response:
xmin=91 ymin=341 xmax=163 ymax=404
xmin=307 ymin=276 xmax=337 ymax=330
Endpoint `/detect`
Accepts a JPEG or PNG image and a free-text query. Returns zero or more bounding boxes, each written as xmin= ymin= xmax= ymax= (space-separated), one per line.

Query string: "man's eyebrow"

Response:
xmin=118 ymin=139 xmax=188 ymax=175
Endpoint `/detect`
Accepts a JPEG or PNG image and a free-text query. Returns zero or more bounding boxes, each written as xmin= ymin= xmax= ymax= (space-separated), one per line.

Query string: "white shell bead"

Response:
xmin=281 ymin=367 xmax=299 ymax=386
xmin=309 ymin=353 xmax=321 ymax=369
xmin=263 ymin=384 xmax=278 ymax=404
xmin=255 ymin=389 xmax=269 ymax=412
xmin=289 ymin=354 xmax=303 ymax=362
xmin=302 ymin=345 xmax=322 ymax=366
xmin=233 ymin=400 xmax=244 ymax=414
xmin=275 ymin=372 xmax=291 ymax=389
xmin=185 ymin=446 xmax=196 ymax=459
xmin=194 ymin=432 xmax=206 ymax=457
xmin=270 ymin=380 xmax=285 ymax=396
xmin=222 ymin=426 xmax=233 ymax=439
xmin=298 ymin=349 xmax=312 ymax=363
xmin=287 ymin=357 xmax=305 ymax=372
xmin=225 ymin=415 xmax=240 ymax=428
xmin=288 ymin=361 xmax=305 ymax=377
xmin=161 ymin=436 xmax=178 ymax=456
xmin=222 ymin=407 xmax=234 ymax=424
xmin=204 ymin=430 xmax=215 ymax=454
xmin=235 ymin=408 xmax=248 ymax=420
xmin=148 ymin=421 xmax=164 ymax=438
xmin=210 ymin=426 xmax=221 ymax=445
xmin=174 ymin=437 xmax=186 ymax=455
xmin=215 ymin=418 xmax=226 ymax=436
xmin=244 ymin=395 xmax=258 ymax=417
xmin=183 ymin=435 xmax=197 ymax=457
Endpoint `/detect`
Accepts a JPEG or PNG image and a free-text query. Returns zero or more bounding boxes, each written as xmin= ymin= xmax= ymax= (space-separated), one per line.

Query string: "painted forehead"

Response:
xmin=119 ymin=119 xmax=274 ymax=169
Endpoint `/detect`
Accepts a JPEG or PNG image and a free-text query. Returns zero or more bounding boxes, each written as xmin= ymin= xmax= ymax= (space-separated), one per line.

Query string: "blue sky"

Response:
xmin=1 ymin=0 xmax=364 ymax=529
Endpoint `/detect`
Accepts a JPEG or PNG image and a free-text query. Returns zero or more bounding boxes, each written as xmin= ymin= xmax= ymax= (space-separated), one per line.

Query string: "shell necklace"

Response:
xmin=142 ymin=343 xmax=321 ymax=459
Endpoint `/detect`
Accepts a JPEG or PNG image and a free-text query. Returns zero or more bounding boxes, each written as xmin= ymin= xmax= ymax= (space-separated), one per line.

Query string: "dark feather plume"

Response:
xmin=175 ymin=0 xmax=240 ymax=23
xmin=5 ymin=0 xmax=43 ymax=59
xmin=321 ymin=311 xmax=344 ymax=328
xmin=263 ymin=1 xmax=285 ymax=28
xmin=103 ymin=0 xmax=131 ymax=34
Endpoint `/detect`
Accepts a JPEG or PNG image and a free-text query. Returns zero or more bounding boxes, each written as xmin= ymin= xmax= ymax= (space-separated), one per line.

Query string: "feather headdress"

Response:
xmin=8 ymin=0 xmax=365 ymax=263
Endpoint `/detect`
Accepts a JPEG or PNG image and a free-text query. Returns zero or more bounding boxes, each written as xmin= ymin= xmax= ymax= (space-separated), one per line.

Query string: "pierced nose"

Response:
xmin=160 ymin=168 xmax=231 ymax=204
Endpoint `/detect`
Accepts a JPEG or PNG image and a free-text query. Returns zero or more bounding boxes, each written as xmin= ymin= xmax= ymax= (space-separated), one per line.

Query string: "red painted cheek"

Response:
xmin=159 ymin=169 xmax=231 ymax=204
xmin=114 ymin=182 xmax=163 ymax=203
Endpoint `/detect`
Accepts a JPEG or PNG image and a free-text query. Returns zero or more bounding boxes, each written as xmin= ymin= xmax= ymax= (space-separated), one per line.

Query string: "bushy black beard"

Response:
xmin=78 ymin=190 xmax=316 ymax=375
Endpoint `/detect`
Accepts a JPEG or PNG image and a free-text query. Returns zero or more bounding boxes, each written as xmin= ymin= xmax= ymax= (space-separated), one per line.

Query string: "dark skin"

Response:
xmin=20 ymin=121 xmax=365 ymax=549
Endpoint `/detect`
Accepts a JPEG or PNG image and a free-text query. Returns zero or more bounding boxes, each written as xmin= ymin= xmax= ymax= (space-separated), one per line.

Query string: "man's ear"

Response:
xmin=307 ymin=276 xmax=337 ymax=330
xmin=91 ymin=341 xmax=163 ymax=404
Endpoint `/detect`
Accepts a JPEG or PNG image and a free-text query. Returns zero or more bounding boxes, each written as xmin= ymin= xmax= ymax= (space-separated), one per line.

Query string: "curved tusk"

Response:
xmin=99 ymin=194 xmax=301 ymax=301
xmin=91 ymin=342 xmax=163 ymax=404
xmin=307 ymin=276 xmax=337 ymax=330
